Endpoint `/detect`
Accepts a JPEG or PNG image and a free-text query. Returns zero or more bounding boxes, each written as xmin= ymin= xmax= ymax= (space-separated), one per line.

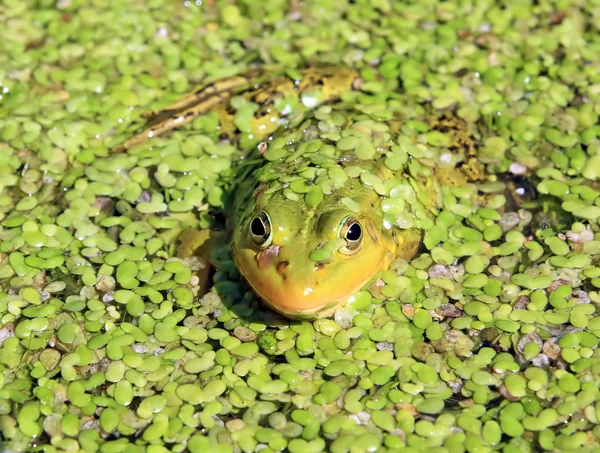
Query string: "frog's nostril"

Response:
xmin=314 ymin=262 xmax=326 ymax=271
xmin=276 ymin=260 xmax=289 ymax=275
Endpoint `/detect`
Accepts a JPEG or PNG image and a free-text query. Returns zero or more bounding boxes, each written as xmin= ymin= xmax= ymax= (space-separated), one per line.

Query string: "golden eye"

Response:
xmin=249 ymin=211 xmax=273 ymax=247
xmin=339 ymin=216 xmax=362 ymax=254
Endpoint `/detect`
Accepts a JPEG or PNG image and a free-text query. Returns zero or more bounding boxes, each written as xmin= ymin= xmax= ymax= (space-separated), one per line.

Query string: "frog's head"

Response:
xmin=233 ymin=181 xmax=396 ymax=319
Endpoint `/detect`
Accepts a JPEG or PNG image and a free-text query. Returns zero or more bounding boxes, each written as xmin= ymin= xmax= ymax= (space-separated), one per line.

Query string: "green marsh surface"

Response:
xmin=2 ymin=0 xmax=600 ymax=452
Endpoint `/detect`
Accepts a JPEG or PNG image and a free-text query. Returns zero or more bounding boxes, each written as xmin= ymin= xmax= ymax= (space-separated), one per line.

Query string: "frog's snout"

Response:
xmin=270 ymin=255 xmax=315 ymax=288
xmin=276 ymin=259 xmax=327 ymax=279
xmin=236 ymin=245 xmax=337 ymax=315
xmin=233 ymin=220 xmax=393 ymax=319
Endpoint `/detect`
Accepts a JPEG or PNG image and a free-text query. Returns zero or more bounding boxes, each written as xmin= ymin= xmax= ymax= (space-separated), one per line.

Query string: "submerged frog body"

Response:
xmin=230 ymin=108 xmax=489 ymax=318
xmin=115 ymin=66 xmax=495 ymax=319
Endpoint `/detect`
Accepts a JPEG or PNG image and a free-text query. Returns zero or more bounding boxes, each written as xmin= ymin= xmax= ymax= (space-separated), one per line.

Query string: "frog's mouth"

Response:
xmin=237 ymin=266 xmax=378 ymax=319
xmin=233 ymin=244 xmax=393 ymax=319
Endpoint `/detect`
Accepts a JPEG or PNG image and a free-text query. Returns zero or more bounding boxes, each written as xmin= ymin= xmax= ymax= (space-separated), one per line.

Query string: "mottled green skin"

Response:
xmin=231 ymin=105 xmax=478 ymax=319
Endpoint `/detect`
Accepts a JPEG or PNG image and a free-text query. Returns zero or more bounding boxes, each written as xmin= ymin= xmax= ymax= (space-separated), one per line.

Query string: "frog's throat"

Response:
xmin=233 ymin=246 xmax=394 ymax=319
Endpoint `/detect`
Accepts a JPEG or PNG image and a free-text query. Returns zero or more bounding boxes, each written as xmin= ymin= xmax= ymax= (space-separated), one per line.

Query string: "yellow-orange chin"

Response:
xmin=233 ymin=252 xmax=390 ymax=320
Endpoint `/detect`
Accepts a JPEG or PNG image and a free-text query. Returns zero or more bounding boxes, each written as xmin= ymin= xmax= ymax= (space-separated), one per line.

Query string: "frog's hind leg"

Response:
xmin=111 ymin=94 xmax=229 ymax=153
xmin=428 ymin=111 xmax=487 ymax=187
xmin=429 ymin=111 xmax=539 ymax=212
xmin=111 ymin=72 xmax=260 ymax=153
xmin=141 ymin=71 xmax=261 ymax=120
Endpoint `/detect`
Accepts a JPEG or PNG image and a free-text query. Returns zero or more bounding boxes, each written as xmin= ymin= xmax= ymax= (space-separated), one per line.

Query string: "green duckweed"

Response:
xmin=2 ymin=0 xmax=600 ymax=452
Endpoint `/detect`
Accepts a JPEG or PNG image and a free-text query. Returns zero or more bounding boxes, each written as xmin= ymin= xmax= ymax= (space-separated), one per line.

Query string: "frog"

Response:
xmin=113 ymin=66 xmax=508 ymax=320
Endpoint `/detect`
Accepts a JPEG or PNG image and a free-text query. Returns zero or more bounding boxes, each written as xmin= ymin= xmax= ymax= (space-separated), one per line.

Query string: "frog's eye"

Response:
xmin=339 ymin=216 xmax=362 ymax=255
xmin=249 ymin=211 xmax=273 ymax=247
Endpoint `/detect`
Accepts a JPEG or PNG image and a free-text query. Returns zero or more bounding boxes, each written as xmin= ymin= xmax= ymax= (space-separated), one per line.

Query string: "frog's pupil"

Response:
xmin=251 ymin=217 xmax=266 ymax=237
xmin=346 ymin=223 xmax=362 ymax=241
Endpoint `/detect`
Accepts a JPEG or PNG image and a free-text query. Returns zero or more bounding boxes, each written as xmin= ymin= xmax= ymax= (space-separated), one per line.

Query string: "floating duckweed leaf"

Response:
xmin=304 ymin=185 xmax=324 ymax=207
xmin=341 ymin=197 xmax=361 ymax=213
xmin=289 ymin=178 xmax=312 ymax=194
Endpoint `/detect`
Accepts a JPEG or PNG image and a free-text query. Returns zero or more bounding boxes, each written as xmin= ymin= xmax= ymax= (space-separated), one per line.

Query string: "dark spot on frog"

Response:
xmin=366 ymin=220 xmax=379 ymax=243
xmin=253 ymin=183 xmax=268 ymax=199
xmin=314 ymin=262 xmax=326 ymax=271
xmin=276 ymin=261 xmax=289 ymax=278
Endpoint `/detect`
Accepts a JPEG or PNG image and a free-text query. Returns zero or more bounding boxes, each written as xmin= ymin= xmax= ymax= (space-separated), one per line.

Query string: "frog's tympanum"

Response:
xmin=114 ymin=66 xmax=491 ymax=319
